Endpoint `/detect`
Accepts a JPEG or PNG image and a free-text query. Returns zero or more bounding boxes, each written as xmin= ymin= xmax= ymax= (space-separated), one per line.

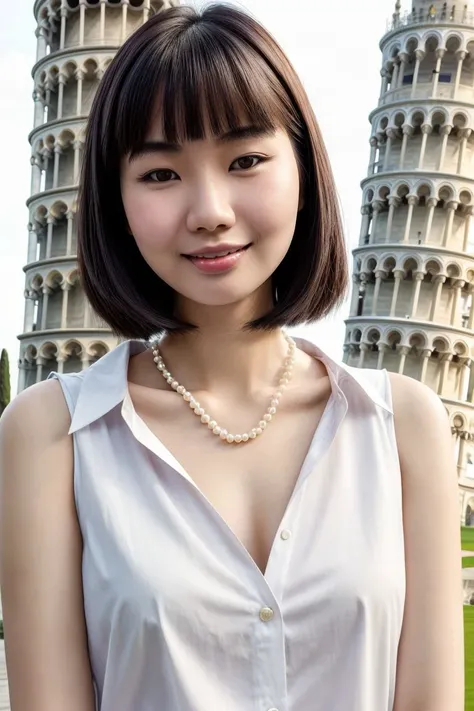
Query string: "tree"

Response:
xmin=0 ymin=349 xmax=11 ymax=417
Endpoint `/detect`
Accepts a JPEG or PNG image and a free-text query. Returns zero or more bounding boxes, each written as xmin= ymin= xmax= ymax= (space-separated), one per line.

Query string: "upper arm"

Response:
xmin=0 ymin=380 xmax=96 ymax=711
xmin=389 ymin=372 xmax=464 ymax=711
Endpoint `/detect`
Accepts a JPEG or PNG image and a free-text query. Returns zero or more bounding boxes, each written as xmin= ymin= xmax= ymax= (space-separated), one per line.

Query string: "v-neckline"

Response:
xmin=121 ymin=367 xmax=346 ymax=585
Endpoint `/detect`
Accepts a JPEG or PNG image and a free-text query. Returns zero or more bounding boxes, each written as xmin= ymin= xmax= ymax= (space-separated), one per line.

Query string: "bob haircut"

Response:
xmin=78 ymin=2 xmax=348 ymax=339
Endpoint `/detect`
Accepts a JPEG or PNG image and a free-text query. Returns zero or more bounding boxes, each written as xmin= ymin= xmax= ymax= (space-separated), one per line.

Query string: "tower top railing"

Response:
xmin=386 ymin=9 xmax=474 ymax=34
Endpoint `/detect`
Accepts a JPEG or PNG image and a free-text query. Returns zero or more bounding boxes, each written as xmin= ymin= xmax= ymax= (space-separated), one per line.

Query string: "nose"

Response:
xmin=186 ymin=177 xmax=236 ymax=233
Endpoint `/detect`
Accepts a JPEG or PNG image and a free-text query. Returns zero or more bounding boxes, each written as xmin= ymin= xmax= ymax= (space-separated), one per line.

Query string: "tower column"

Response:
xmin=454 ymin=50 xmax=467 ymax=99
xmin=438 ymin=353 xmax=453 ymax=397
xmin=438 ymin=124 xmax=453 ymax=171
xmin=410 ymin=271 xmax=425 ymax=317
xmin=423 ymin=197 xmax=438 ymax=243
xmin=350 ymin=273 xmax=360 ymax=316
xmin=79 ymin=0 xmax=86 ymax=46
xmin=383 ymin=127 xmax=397 ymax=170
xmin=399 ymin=124 xmax=413 ymax=169
xmin=30 ymin=154 xmax=42 ymax=194
xmin=24 ymin=291 xmax=35 ymax=332
xmin=73 ymin=139 xmax=82 ymax=183
xmin=420 ymin=349 xmax=432 ymax=384
xmin=431 ymin=48 xmax=446 ymax=98
xmin=33 ymin=90 xmax=44 ymax=128
xmin=76 ymin=69 xmax=84 ymax=116
xmin=100 ymin=0 xmax=106 ymax=41
xmin=377 ymin=342 xmax=388 ymax=369
xmin=368 ymin=137 xmax=378 ymax=174
xmin=61 ymin=282 xmax=71 ymax=329
xmin=390 ymin=269 xmax=404 ymax=317
xmin=443 ymin=201 xmax=459 ymax=247
xmin=397 ymin=52 xmax=408 ymax=88
xmin=57 ymin=72 xmax=67 ymax=120
xmin=402 ymin=195 xmax=418 ymax=243
xmin=464 ymin=207 xmax=474 ymax=252
xmin=418 ymin=124 xmax=432 ymax=169
xmin=66 ymin=210 xmax=74 ymax=255
xmin=369 ymin=200 xmax=383 ymax=243
xmin=53 ymin=143 xmax=62 ymax=189
xmin=379 ymin=69 xmax=389 ymax=98
xmin=27 ymin=224 xmax=38 ymax=264
xmin=359 ymin=206 xmax=370 ymax=243
xmin=469 ymin=287 xmax=474 ymax=330
xmin=358 ymin=343 xmax=369 ymax=368
xmin=60 ymin=5 xmax=68 ymax=50
xmin=458 ymin=129 xmax=472 ymax=174
xmin=460 ymin=359 xmax=472 ymax=400
xmin=56 ymin=355 xmax=65 ymax=375
xmin=411 ymin=49 xmax=425 ymax=98
xmin=81 ymin=353 xmax=90 ymax=371
xmin=430 ymin=275 xmax=447 ymax=321
xmin=398 ymin=345 xmax=410 ymax=375
xmin=36 ymin=357 xmax=46 ymax=384
xmin=371 ymin=269 xmax=385 ymax=315
xmin=385 ymin=197 xmax=399 ymax=243
xmin=46 ymin=216 xmax=56 ymax=260
xmin=391 ymin=59 xmax=400 ymax=89
xmin=451 ymin=280 xmax=465 ymax=327
xmin=41 ymin=286 xmax=52 ymax=331
xmin=35 ymin=25 xmax=47 ymax=62
xmin=121 ymin=0 xmax=130 ymax=43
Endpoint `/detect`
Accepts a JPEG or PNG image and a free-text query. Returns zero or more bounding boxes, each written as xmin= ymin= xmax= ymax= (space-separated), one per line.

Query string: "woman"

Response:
xmin=0 ymin=4 xmax=464 ymax=710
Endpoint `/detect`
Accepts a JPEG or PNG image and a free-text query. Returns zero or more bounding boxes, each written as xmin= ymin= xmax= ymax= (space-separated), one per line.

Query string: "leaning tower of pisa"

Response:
xmin=19 ymin=0 xmax=178 ymax=392
xmin=344 ymin=0 xmax=474 ymax=525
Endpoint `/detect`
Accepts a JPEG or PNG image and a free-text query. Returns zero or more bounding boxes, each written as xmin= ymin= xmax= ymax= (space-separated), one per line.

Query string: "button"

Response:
xmin=280 ymin=529 xmax=292 ymax=541
xmin=268 ymin=708 xmax=279 ymax=711
xmin=259 ymin=606 xmax=274 ymax=622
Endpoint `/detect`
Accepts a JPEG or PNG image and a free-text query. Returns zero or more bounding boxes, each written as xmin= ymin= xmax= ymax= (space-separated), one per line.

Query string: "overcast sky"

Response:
xmin=0 ymin=0 xmax=398 ymax=394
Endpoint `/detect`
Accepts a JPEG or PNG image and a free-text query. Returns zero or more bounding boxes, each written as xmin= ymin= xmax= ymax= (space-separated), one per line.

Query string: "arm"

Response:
xmin=389 ymin=372 xmax=464 ymax=711
xmin=0 ymin=380 xmax=96 ymax=711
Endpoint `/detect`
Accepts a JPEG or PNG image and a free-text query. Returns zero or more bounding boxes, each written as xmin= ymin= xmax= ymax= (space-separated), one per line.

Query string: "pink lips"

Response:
xmin=184 ymin=245 xmax=251 ymax=274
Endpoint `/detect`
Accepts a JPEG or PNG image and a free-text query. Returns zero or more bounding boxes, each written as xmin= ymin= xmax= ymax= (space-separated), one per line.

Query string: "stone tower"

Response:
xmin=19 ymin=0 xmax=178 ymax=392
xmin=344 ymin=0 xmax=474 ymax=525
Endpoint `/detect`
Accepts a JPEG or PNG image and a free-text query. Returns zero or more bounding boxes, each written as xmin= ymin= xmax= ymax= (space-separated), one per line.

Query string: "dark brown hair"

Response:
xmin=78 ymin=2 xmax=348 ymax=339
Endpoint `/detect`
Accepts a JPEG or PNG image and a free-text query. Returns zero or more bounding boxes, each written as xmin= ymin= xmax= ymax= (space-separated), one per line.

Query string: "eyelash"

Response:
xmin=139 ymin=154 xmax=268 ymax=184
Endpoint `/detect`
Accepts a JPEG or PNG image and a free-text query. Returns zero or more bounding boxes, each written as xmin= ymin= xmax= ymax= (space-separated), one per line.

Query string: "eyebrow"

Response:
xmin=130 ymin=125 xmax=275 ymax=160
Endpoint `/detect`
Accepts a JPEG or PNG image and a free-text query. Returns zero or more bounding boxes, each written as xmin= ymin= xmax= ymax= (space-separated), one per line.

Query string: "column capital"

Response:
xmin=414 ymin=270 xmax=425 ymax=282
xmin=393 ymin=268 xmax=405 ymax=280
xmin=441 ymin=352 xmax=454 ymax=363
xmin=359 ymin=343 xmax=370 ymax=353
xmin=402 ymin=123 xmax=414 ymax=136
xmin=56 ymin=354 xmax=66 ymax=363
xmin=60 ymin=7 xmax=69 ymax=18
xmin=415 ymin=49 xmax=425 ymax=61
xmin=73 ymin=139 xmax=83 ymax=150
xmin=42 ymin=285 xmax=53 ymax=295
xmin=407 ymin=194 xmax=419 ymax=207
xmin=398 ymin=345 xmax=410 ymax=356
xmin=386 ymin=126 xmax=398 ymax=140
xmin=352 ymin=272 xmax=360 ymax=284
xmin=426 ymin=197 xmax=438 ymax=208
xmin=422 ymin=349 xmax=433 ymax=358
xmin=447 ymin=200 xmax=459 ymax=212
xmin=372 ymin=199 xmax=385 ymax=212
xmin=46 ymin=214 xmax=57 ymax=225
xmin=465 ymin=206 xmax=474 ymax=217
xmin=54 ymin=143 xmax=63 ymax=155
xmin=75 ymin=68 xmax=85 ymax=81
xmin=421 ymin=123 xmax=433 ymax=135
xmin=375 ymin=269 xmax=386 ymax=279
xmin=388 ymin=196 xmax=401 ymax=207
xmin=398 ymin=51 xmax=409 ymax=63
xmin=461 ymin=128 xmax=472 ymax=140
xmin=436 ymin=48 xmax=446 ymax=60
xmin=369 ymin=136 xmax=378 ymax=147
xmin=441 ymin=124 xmax=453 ymax=136
xmin=434 ymin=274 xmax=447 ymax=285
xmin=361 ymin=205 xmax=371 ymax=216
xmin=61 ymin=281 xmax=72 ymax=291
xmin=66 ymin=209 xmax=75 ymax=220
xmin=455 ymin=279 xmax=466 ymax=290
xmin=58 ymin=71 xmax=68 ymax=86
xmin=377 ymin=342 xmax=390 ymax=354
xmin=456 ymin=50 xmax=467 ymax=61
xmin=36 ymin=356 xmax=47 ymax=366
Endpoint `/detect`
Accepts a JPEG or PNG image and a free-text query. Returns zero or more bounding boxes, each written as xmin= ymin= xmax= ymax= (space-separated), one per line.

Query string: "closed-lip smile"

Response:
xmin=183 ymin=243 xmax=251 ymax=259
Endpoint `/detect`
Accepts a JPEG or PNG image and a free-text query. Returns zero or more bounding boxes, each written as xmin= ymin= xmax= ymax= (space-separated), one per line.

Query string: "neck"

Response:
xmin=158 ymin=294 xmax=289 ymax=395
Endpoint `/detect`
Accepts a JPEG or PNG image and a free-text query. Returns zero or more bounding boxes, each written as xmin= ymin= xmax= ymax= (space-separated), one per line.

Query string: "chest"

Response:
xmin=127 ymin=379 xmax=332 ymax=573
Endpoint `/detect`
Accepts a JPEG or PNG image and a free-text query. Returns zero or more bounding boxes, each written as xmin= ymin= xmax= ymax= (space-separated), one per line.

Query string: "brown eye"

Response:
xmin=230 ymin=155 xmax=263 ymax=171
xmin=147 ymin=169 xmax=178 ymax=183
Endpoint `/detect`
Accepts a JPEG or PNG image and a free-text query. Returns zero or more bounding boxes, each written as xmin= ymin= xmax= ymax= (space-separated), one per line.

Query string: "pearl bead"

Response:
xmin=150 ymin=334 xmax=295 ymax=445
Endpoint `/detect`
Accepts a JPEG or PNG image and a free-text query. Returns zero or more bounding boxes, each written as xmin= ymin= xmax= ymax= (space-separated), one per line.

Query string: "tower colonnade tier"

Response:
xmin=19 ymin=0 xmax=179 ymax=392
xmin=344 ymin=0 xmax=474 ymax=537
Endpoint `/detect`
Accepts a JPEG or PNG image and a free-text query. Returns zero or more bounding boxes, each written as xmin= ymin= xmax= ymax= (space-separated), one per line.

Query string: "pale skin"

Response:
xmin=0 ymin=121 xmax=464 ymax=710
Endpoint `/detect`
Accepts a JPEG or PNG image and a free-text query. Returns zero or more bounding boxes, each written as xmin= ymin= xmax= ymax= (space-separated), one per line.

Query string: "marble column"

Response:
xmin=431 ymin=49 xmax=446 ymax=98
xmin=385 ymin=197 xmax=399 ymax=243
xmin=463 ymin=207 xmax=473 ymax=252
xmin=358 ymin=343 xmax=369 ymax=368
xmin=402 ymin=195 xmax=418 ymax=243
xmin=460 ymin=360 xmax=471 ymax=400
xmin=36 ymin=356 xmax=46 ymax=384
xmin=443 ymin=201 xmax=459 ymax=247
xmin=60 ymin=6 xmax=68 ymax=50
xmin=420 ymin=349 xmax=432 ymax=383
xmin=76 ymin=69 xmax=84 ymax=116
xmin=377 ymin=343 xmax=388 ymax=369
xmin=369 ymin=201 xmax=383 ymax=244
xmin=399 ymin=124 xmax=413 ymax=169
xmin=368 ymin=137 xmax=378 ymax=174
xmin=40 ymin=286 xmax=52 ymax=331
xmin=429 ymin=275 xmax=447 ymax=321
xmin=454 ymin=51 xmax=467 ymax=99
xmin=411 ymin=50 xmax=424 ymax=98
xmin=100 ymin=0 xmax=106 ymax=41
xmin=451 ymin=280 xmax=465 ymax=327
xmin=359 ymin=206 xmax=371 ymax=243
xmin=458 ymin=129 xmax=472 ymax=174
xmin=438 ymin=124 xmax=452 ymax=171
xmin=121 ymin=0 xmax=129 ymax=43
xmin=371 ymin=270 xmax=385 ymax=315
xmin=418 ymin=124 xmax=432 ymax=169
xmin=437 ymin=353 xmax=453 ymax=397
xmin=27 ymin=224 xmax=38 ymax=264
xmin=398 ymin=345 xmax=410 ymax=375
xmin=66 ymin=211 xmax=74 ymax=255
xmin=390 ymin=269 xmax=404 ymax=317
xmin=61 ymin=282 xmax=71 ymax=329
xmin=410 ymin=271 xmax=425 ymax=317
xmin=423 ymin=197 xmax=438 ymax=243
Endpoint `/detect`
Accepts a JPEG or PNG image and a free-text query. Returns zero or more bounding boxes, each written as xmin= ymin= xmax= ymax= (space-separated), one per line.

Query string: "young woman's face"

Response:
xmin=120 ymin=117 xmax=302 ymax=315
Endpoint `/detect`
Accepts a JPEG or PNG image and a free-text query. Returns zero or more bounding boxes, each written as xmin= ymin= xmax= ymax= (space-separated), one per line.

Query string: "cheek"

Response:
xmin=122 ymin=186 xmax=178 ymax=250
xmin=247 ymin=162 xmax=300 ymax=238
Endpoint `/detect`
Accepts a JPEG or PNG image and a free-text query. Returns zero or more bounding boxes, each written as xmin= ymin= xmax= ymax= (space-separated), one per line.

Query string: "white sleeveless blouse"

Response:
xmin=49 ymin=337 xmax=406 ymax=711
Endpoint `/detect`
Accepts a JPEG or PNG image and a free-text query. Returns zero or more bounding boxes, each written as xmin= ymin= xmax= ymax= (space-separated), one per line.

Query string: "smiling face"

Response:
xmin=120 ymin=121 xmax=302 ymax=320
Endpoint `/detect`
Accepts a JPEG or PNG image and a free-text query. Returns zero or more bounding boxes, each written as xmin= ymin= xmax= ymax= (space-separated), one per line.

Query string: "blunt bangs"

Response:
xmin=78 ymin=3 xmax=349 ymax=340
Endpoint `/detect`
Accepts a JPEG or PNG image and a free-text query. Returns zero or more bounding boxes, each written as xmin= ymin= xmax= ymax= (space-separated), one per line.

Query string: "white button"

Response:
xmin=280 ymin=529 xmax=292 ymax=541
xmin=259 ymin=606 xmax=274 ymax=622
xmin=268 ymin=708 xmax=279 ymax=711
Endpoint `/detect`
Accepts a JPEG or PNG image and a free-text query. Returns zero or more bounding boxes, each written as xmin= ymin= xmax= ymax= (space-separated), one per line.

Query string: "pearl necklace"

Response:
xmin=151 ymin=332 xmax=296 ymax=444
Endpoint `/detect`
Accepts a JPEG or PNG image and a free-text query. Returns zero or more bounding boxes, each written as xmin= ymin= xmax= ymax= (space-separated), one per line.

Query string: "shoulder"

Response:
xmin=387 ymin=372 xmax=453 ymax=484
xmin=0 ymin=378 xmax=72 ymax=448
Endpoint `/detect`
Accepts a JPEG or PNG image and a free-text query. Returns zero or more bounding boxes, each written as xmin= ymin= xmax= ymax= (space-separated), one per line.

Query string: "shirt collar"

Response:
xmin=67 ymin=336 xmax=392 ymax=435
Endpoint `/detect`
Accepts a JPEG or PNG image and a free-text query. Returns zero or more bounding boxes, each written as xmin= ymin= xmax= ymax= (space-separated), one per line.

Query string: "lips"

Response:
xmin=184 ymin=243 xmax=251 ymax=259
xmin=183 ymin=244 xmax=251 ymax=274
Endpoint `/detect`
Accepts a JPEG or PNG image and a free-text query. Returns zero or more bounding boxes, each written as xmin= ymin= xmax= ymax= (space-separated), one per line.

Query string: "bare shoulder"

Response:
xmin=0 ymin=377 xmax=71 ymax=440
xmin=0 ymin=378 xmax=96 ymax=710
